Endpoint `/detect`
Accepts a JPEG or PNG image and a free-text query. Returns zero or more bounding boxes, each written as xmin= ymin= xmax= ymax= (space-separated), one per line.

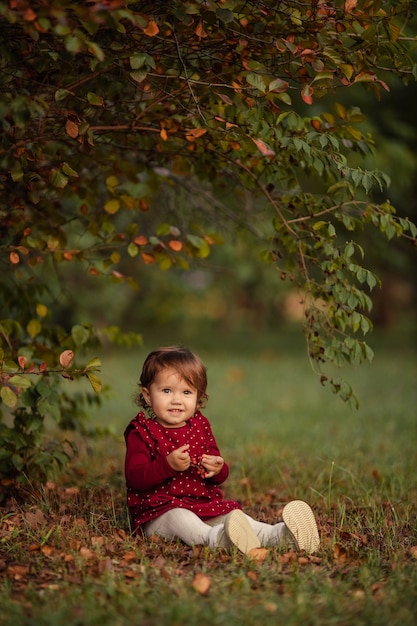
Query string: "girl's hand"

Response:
xmin=201 ymin=454 xmax=224 ymax=478
xmin=167 ymin=444 xmax=190 ymax=472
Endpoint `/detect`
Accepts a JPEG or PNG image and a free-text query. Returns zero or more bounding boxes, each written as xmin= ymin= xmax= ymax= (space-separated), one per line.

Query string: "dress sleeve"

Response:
xmin=125 ymin=427 xmax=176 ymax=491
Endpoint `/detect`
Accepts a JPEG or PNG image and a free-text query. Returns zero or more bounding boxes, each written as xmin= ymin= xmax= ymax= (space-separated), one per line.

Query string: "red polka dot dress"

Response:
xmin=124 ymin=410 xmax=241 ymax=531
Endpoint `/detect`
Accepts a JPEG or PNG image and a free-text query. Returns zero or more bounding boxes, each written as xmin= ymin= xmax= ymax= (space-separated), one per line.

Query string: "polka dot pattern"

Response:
xmin=124 ymin=411 xmax=240 ymax=530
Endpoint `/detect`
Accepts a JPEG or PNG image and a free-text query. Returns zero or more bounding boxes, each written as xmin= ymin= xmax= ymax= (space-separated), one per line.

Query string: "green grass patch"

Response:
xmin=1 ymin=332 xmax=416 ymax=625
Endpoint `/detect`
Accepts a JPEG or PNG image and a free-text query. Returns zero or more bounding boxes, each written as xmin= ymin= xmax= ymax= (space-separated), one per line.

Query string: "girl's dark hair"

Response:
xmin=135 ymin=345 xmax=208 ymax=409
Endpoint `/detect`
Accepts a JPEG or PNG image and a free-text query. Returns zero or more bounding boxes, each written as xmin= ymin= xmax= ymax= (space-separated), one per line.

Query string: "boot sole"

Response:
xmin=282 ymin=500 xmax=320 ymax=554
xmin=224 ymin=510 xmax=261 ymax=554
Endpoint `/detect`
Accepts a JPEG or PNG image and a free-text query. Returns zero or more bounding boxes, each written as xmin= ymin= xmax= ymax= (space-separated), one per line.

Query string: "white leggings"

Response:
xmin=143 ymin=508 xmax=286 ymax=548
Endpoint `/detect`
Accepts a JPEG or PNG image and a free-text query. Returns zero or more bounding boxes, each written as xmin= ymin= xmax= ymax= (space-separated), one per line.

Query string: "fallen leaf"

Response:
xmin=409 ymin=545 xmax=417 ymax=559
xmin=333 ymin=542 xmax=348 ymax=562
xmin=247 ymin=547 xmax=269 ymax=563
xmin=91 ymin=536 xmax=105 ymax=548
xmin=24 ymin=508 xmax=46 ymax=528
xmin=122 ymin=550 xmax=137 ymax=563
xmin=7 ymin=564 xmax=30 ymax=579
xmin=41 ymin=545 xmax=54 ymax=557
xmin=192 ymin=572 xmax=211 ymax=595
xmin=79 ymin=546 xmax=94 ymax=559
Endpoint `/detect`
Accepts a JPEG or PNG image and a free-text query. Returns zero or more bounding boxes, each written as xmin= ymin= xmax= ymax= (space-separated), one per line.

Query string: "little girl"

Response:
xmin=124 ymin=345 xmax=320 ymax=555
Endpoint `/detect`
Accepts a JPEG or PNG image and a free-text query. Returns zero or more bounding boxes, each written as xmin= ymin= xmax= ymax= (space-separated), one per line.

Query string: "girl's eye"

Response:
xmin=162 ymin=388 xmax=171 ymax=394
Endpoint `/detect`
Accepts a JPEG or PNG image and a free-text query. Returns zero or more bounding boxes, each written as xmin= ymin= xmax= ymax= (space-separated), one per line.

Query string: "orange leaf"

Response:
xmin=141 ymin=252 xmax=156 ymax=264
xmin=59 ymin=349 xmax=74 ymax=369
xmin=195 ymin=21 xmax=208 ymax=38
xmin=344 ymin=0 xmax=358 ymax=11
xmin=79 ymin=546 xmax=94 ymax=559
xmin=168 ymin=240 xmax=183 ymax=252
xmin=192 ymin=572 xmax=211 ymax=595
xmin=248 ymin=547 xmax=269 ymax=563
xmin=301 ymin=84 xmax=314 ymax=105
xmin=160 ymin=128 xmax=168 ymax=141
xmin=23 ymin=8 xmax=37 ymax=21
xmin=185 ymin=128 xmax=207 ymax=141
xmin=18 ymin=356 xmax=27 ymax=369
xmin=410 ymin=546 xmax=417 ymax=559
xmin=311 ymin=119 xmax=322 ymax=131
xmin=9 ymin=251 xmax=20 ymax=264
xmin=133 ymin=235 xmax=148 ymax=246
xmin=65 ymin=119 xmax=79 ymax=138
xmin=143 ymin=20 xmax=159 ymax=37
xmin=252 ymin=138 xmax=276 ymax=157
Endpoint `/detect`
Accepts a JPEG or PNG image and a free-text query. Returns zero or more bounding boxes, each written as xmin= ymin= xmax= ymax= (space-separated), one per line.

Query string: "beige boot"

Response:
xmin=282 ymin=500 xmax=320 ymax=554
xmin=224 ymin=510 xmax=261 ymax=554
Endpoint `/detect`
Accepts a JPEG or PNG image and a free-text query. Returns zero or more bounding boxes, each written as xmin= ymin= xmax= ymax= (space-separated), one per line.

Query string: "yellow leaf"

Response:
xmin=27 ymin=319 xmax=41 ymax=338
xmin=86 ymin=357 xmax=101 ymax=370
xmin=36 ymin=303 xmax=48 ymax=317
xmin=104 ymin=198 xmax=120 ymax=214
xmin=86 ymin=372 xmax=102 ymax=393
xmin=1 ymin=386 xmax=17 ymax=408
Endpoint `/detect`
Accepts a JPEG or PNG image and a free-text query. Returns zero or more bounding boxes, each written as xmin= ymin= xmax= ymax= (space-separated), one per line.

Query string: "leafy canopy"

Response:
xmin=0 ymin=0 xmax=416 ymax=485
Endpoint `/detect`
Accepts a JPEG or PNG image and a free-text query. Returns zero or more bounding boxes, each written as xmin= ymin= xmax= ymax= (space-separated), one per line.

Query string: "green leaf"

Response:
xmin=87 ymin=92 xmax=104 ymax=106
xmin=246 ymin=73 xmax=266 ymax=92
xmin=62 ymin=163 xmax=78 ymax=178
xmin=130 ymin=70 xmax=147 ymax=84
xmin=55 ymin=89 xmax=71 ymax=102
xmin=87 ymin=41 xmax=105 ymax=62
xmin=49 ymin=169 xmax=69 ymax=189
xmin=9 ymin=375 xmax=32 ymax=390
xmin=269 ymin=78 xmax=289 ymax=93
xmin=127 ymin=242 xmax=139 ymax=257
xmin=130 ymin=52 xmax=155 ymax=70
xmin=71 ymin=325 xmax=90 ymax=346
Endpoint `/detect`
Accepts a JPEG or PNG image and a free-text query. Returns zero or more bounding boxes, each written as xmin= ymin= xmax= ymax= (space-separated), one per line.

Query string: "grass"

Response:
xmin=1 ymin=327 xmax=416 ymax=625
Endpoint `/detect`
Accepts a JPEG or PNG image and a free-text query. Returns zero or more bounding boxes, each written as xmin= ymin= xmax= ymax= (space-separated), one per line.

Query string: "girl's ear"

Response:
xmin=142 ymin=387 xmax=151 ymax=406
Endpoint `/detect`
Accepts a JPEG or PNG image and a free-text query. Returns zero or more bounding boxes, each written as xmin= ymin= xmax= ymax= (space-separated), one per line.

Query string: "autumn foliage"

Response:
xmin=0 ymin=1 xmax=416 ymax=486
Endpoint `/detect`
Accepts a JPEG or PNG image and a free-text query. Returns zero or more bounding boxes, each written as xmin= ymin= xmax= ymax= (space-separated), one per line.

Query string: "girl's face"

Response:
xmin=142 ymin=368 xmax=198 ymax=429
